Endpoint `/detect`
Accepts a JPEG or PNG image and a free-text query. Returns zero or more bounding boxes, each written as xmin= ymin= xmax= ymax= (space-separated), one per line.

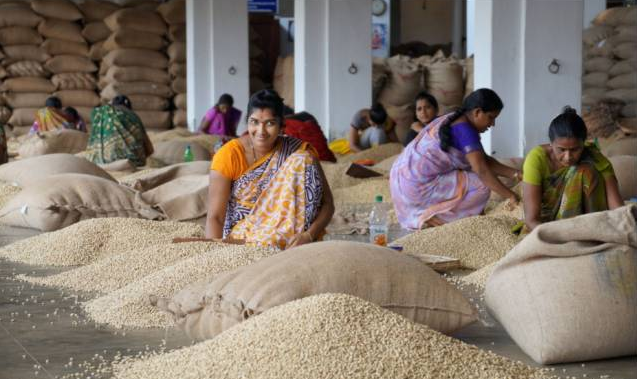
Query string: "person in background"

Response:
xmin=348 ymin=103 xmax=398 ymax=152
xmin=283 ymin=111 xmax=337 ymax=163
xmin=64 ymin=107 xmax=87 ymax=132
xmin=84 ymin=95 xmax=153 ymax=167
xmin=522 ymin=107 xmax=623 ymax=231
xmin=30 ymin=96 xmax=72 ymax=134
xmin=198 ymin=93 xmax=242 ymax=140
xmin=403 ymin=91 xmax=439 ymax=146
xmin=390 ymin=88 xmax=521 ymax=229
xmin=207 ymin=89 xmax=334 ymax=249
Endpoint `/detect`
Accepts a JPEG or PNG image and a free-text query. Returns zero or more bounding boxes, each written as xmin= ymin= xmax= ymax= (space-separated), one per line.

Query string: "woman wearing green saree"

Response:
xmin=523 ymin=107 xmax=623 ymax=231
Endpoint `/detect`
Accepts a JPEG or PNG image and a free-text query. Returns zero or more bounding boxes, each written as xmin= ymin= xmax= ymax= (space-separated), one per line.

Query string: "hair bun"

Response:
xmin=561 ymin=106 xmax=577 ymax=115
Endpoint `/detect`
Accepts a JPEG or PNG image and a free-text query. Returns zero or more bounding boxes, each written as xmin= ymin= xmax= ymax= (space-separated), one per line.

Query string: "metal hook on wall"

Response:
xmin=548 ymin=59 xmax=560 ymax=74
xmin=228 ymin=66 xmax=237 ymax=75
xmin=348 ymin=63 xmax=358 ymax=75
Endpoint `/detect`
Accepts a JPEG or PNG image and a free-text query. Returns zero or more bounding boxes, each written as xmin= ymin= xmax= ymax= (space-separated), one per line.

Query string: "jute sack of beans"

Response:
xmin=486 ymin=205 xmax=637 ymax=364
xmin=0 ymin=173 xmax=162 ymax=231
xmin=77 ymin=0 xmax=120 ymax=23
xmin=609 ymin=59 xmax=637 ymax=77
xmin=0 ymin=153 xmax=114 ymax=186
xmin=81 ymin=21 xmax=111 ymax=43
xmin=124 ymin=95 xmax=169 ymax=111
xmin=45 ymin=55 xmax=97 ymax=74
xmin=125 ymin=161 xmax=210 ymax=191
xmin=1 ymin=45 xmax=50 ymax=63
xmin=613 ymin=43 xmax=637 ymax=60
xmin=584 ymin=56 xmax=614 ymax=72
xmin=157 ymin=0 xmax=185 ymax=25
xmin=385 ymin=103 xmax=413 ymax=143
xmin=150 ymin=140 xmax=210 ymax=166
xmin=582 ymin=25 xmax=614 ymax=46
xmin=272 ymin=55 xmax=294 ymax=108
xmin=582 ymin=87 xmax=606 ymax=106
xmin=602 ymin=137 xmax=637 ymax=156
xmin=377 ymin=55 xmax=422 ymax=107
xmin=584 ymin=42 xmax=613 ymax=58
xmin=171 ymin=77 xmax=186 ymax=94
xmin=174 ymin=93 xmax=186 ymax=109
xmin=100 ymin=82 xmax=173 ymax=100
xmin=3 ymin=92 xmax=49 ymax=109
xmin=609 ymin=155 xmax=637 ymax=199
xmin=88 ymin=41 xmax=106 ymax=62
xmin=18 ymin=129 xmax=88 ymax=158
xmin=8 ymin=108 xmax=37 ymax=126
xmin=54 ymin=90 xmax=100 ymax=108
xmin=619 ymin=117 xmax=637 ymax=134
xmin=168 ymin=24 xmax=185 ymax=42
xmin=425 ymin=53 xmax=464 ymax=109
xmin=103 ymin=66 xmax=170 ymax=85
xmin=0 ymin=5 xmax=42 ymax=28
xmin=37 ymin=19 xmax=85 ymax=43
xmin=582 ymin=72 xmax=609 ymax=88
xmin=592 ymin=7 xmax=625 ymax=26
xmin=5 ymin=61 xmax=48 ymax=78
xmin=31 ymin=0 xmax=82 ymax=21
xmin=0 ymin=107 xmax=11 ymax=124
xmin=582 ymin=103 xmax=619 ymax=139
xmin=140 ymin=174 xmax=208 ymax=220
xmin=169 ymin=63 xmax=186 ymax=78
xmin=42 ymin=38 xmax=89 ymax=57
xmin=155 ymin=241 xmax=477 ymax=341
xmin=0 ymin=26 xmax=42 ymax=45
xmin=605 ymin=88 xmax=637 ymax=103
xmin=167 ymin=42 xmax=185 ymax=64
xmin=136 ymin=111 xmax=172 ymax=131
xmin=102 ymin=29 xmax=166 ymax=52
xmin=104 ymin=9 xmax=167 ymax=35
xmin=608 ymin=25 xmax=637 ymax=45
xmin=102 ymin=49 xmax=169 ymax=70
xmin=608 ymin=73 xmax=637 ymax=90
xmin=464 ymin=54 xmax=474 ymax=98
xmin=51 ymin=73 xmax=97 ymax=91
xmin=173 ymin=110 xmax=186 ymax=127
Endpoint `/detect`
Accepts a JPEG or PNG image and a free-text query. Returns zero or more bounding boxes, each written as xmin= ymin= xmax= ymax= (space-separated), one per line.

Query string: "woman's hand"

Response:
xmin=287 ymin=231 xmax=313 ymax=249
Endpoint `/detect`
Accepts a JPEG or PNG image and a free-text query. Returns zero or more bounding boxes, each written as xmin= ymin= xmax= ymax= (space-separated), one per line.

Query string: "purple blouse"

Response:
xmin=450 ymin=122 xmax=483 ymax=154
xmin=203 ymin=106 xmax=241 ymax=137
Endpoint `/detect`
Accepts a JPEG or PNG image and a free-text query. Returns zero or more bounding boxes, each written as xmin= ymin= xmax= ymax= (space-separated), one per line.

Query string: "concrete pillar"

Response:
xmin=186 ymin=0 xmax=249 ymax=132
xmin=583 ymin=0 xmax=605 ymax=27
xmin=466 ymin=0 xmax=475 ymax=56
xmin=473 ymin=0 xmax=582 ymax=157
xmin=294 ymin=0 xmax=371 ymax=140
xmin=451 ymin=0 xmax=464 ymax=57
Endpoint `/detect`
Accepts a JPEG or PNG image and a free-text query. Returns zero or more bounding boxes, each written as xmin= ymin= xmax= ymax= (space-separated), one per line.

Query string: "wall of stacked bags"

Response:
xmin=0 ymin=0 xmax=186 ymax=136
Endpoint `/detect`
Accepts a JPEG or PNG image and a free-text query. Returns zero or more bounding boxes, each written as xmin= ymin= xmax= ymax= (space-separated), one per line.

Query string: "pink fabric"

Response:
xmin=203 ymin=106 xmax=241 ymax=136
xmin=390 ymin=114 xmax=490 ymax=229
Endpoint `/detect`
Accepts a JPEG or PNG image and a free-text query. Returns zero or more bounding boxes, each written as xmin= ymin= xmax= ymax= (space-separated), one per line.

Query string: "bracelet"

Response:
xmin=304 ymin=231 xmax=314 ymax=242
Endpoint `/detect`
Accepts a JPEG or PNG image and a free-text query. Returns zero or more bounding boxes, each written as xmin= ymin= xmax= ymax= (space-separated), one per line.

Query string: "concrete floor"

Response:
xmin=1 ymin=225 xmax=636 ymax=379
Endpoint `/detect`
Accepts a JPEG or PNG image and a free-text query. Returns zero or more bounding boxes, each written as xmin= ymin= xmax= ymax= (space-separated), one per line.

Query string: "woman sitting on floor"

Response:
xmin=198 ymin=93 xmax=242 ymax=140
xmin=30 ymin=96 xmax=72 ymax=134
xmin=84 ymin=95 xmax=154 ymax=167
xmin=522 ymin=106 xmax=623 ymax=231
xmin=390 ymin=88 xmax=521 ymax=229
xmin=206 ymin=89 xmax=334 ymax=249
xmin=403 ymin=91 xmax=439 ymax=146
xmin=284 ymin=111 xmax=337 ymax=163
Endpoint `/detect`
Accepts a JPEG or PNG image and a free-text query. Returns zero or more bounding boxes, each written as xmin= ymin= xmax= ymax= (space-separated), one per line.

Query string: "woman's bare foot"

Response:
xmin=425 ymin=216 xmax=445 ymax=228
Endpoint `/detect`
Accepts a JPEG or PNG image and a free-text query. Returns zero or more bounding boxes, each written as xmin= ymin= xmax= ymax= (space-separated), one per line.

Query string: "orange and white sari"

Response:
xmin=222 ymin=136 xmax=323 ymax=249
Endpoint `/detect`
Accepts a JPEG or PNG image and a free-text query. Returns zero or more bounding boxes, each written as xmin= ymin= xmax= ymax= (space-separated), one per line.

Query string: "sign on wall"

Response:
xmin=248 ymin=0 xmax=278 ymax=13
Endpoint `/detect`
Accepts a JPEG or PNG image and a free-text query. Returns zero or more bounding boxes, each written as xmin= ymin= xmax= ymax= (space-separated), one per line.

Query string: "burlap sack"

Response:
xmin=608 ymin=73 xmax=637 ymax=90
xmin=54 ymin=90 xmax=100 ymax=108
xmin=593 ymin=7 xmax=625 ymax=26
xmin=605 ymin=88 xmax=637 ymax=103
xmin=377 ymin=55 xmax=422 ymax=107
xmin=103 ymin=29 xmax=166 ymax=52
xmin=582 ymin=104 xmax=619 ymax=139
xmin=609 ymin=25 xmax=637 ymax=45
xmin=584 ymin=56 xmax=614 ymax=72
xmin=102 ymin=48 xmax=169 ymax=70
xmin=603 ymin=137 xmax=637 ymax=157
xmin=584 ymin=42 xmax=613 ymax=58
xmin=31 ymin=0 xmax=82 ymax=21
xmin=150 ymin=140 xmax=210 ymax=165
xmin=140 ymin=174 xmax=208 ymax=221
xmin=0 ymin=26 xmax=43 ymax=45
xmin=582 ymin=87 xmax=606 ymax=106
xmin=464 ymin=55 xmax=474 ymax=98
xmin=486 ymin=205 xmax=637 ymax=364
xmin=0 ymin=107 xmax=11 ymax=124
xmin=372 ymin=58 xmax=387 ymax=102
xmin=156 ymin=241 xmax=477 ymax=341
xmin=98 ymin=159 xmax=135 ymax=173
xmin=124 ymin=95 xmax=169 ymax=111
xmin=385 ymin=104 xmax=413 ymax=143
xmin=3 ymin=92 xmax=49 ymax=108
xmin=582 ymin=72 xmax=609 ymax=88
xmin=613 ymin=43 xmax=637 ymax=60
xmin=77 ymin=0 xmax=120 ymax=22
xmin=136 ymin=111 xmax=172 ymax=130
xmin=171 ymin=77 xmax=186 ymax=94
xmin=622 ymin=103 xmax=637 ymax=118
xmin=0 ymin=5 xmax=42 ymax=28
xmin=5 ymin=61 xmax=47 ymax=78
xmin=104 ymin=9 xmax=167 ymax=35
xmin=0 ymin=173 xmax=162 ymax=231
xmin=0 ymin=66 xmax=6 ymax=80
xmin=157 ymin=0 xmax=185 ymax=25
xmin=167 ymin=41 xmax=185 ymax=64
xmin=1 ymin=45 xmax=50 ymax=62
xmin=609 ymin=155 xmax=637 ymax=199
xmin=609 ymin=59 xmax=637 ymax=77
xmin=0 ymin=77 xmax=54 ymax=93
xmin=75 ymin=107 xmax=92 ymax=125
xmin=125 ymin=0 xmax=161 ymax=11
xmin=81 ymin=21 xmax=110 ymax=43
xmin=101 ymin=82 xmax=172 ymax=100
xmin=0 ymin=153 xmax=114 ymax=186
xmin=103 ymin=66 xmax=170 ymax=85
xmin=620 ymin=6 xmax=637 ymax=26
xmin=51 ymin=73 xmax=97 ymax=91
xmin=18 ymin=129 xmax=88 ymax=158
xmin=88 ymin=41 xmax=106 ymax=62
xmin=582 ymin=25 xmax=614 ymax=46
xmin=37 ymin=19 xmax=85 ymax=44
xmin=173 ymin=110 xmax=186 ymax=127
xmin=174 ymin=93 xmax=186 ymax=109
xmin=168 ymin=23 xmax=185 ymax=42
xmin=42 ymin=38 xmax=89 ymax=57
xmin=7 ymin=108 xmax=37 ymax=126
xmin=124 ymin=161 xmax=209 ymax=192
xmin=272 ymin=55 xmax=294 ymax=108
xmin=169 ymin=63 xmax=186 ymax=78
xmin=45 ymin=55 xmax=97 ymax=74
xmin=426 ymin=53 xmax=464 ymax=108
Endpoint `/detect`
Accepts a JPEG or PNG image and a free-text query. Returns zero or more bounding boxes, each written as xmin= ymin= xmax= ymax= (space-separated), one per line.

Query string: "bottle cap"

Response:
xmin=375 ymin=195 xmax=383 ymax=202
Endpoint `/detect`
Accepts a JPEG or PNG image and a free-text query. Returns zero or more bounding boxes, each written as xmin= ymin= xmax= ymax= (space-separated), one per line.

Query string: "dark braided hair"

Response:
xmin=246 ymin=89 xmax=285 ymax=124
xmin=439 ymin=88 xmax=503 ymax=152
xmin=112 ymin=95 xmax=132 ymax=110
xmin=548 ymin=106 xmax=586 ymax=142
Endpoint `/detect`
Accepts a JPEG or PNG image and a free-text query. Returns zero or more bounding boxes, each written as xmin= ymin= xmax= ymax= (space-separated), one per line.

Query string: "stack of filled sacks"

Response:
xmin=423 ymin=50 xmax=464 ymax=114
xmin=99 ymin=7 xmax=172 ymax=131
xmin=157 ymin=0 xmax=186 ymax=129
xmin=581 ymin=21 xmax=615 ymax=108
xmin=273 ymin=55 xmax=294 ymax=108
xmin=31 ymin=0 xmax=99 ymax=125
xmin=0 ymin=1 xmax=49 ymax=134
xmin=463 ymin=55 xmax=474 ymax=99
xmin=377 ymin=55 xmax=424 ymax=142
xmin=371 ymin=57 xmax=388 ymax=103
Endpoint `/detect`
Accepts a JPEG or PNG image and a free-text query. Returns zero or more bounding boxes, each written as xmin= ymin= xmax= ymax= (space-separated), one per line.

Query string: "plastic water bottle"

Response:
xmin=183 ymin=144 xmax=194 ymax=162
xmin=369 ymin=195 xmax=389 ymax=246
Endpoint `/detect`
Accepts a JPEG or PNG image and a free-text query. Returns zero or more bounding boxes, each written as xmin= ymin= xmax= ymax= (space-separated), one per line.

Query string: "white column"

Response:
xmin=186 ymin=0 xmax=249 ymax=132
xmin=583 ymin=0 xmax=605 ymax=27
xmin=295 ymin=0 xmax=371 ymax=140
xmin=452 ymin=0 xmax=464 ymax=57
xmin=466 ymin=0 xmax=475 ymax=56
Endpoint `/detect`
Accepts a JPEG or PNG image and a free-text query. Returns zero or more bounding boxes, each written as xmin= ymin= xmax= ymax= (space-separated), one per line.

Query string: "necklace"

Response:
xmin=248 ymin=137 xmax=258 ymax=164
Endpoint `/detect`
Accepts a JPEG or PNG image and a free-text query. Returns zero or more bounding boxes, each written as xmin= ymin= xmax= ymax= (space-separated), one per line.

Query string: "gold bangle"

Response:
xmin=304 ymin=231 xmax=314 ymax=242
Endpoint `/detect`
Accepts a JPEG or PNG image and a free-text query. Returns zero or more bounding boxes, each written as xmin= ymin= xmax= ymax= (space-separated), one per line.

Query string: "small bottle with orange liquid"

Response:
xmin=369 ymin=195 xmax=388 ymax=246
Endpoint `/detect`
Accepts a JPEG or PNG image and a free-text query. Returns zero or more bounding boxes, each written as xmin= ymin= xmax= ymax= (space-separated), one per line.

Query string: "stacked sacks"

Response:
xmin=464 ymin=55 xmax=474 ymax=99
xmin=581 ymin=21 xmax=615 ymax=108
xmin=157 ymin=0 xmax=186 ymax=129
xmin=0 ymin=1 xmax=47 ymax=133
xmin=99 ymin=7 xmax=172 ymax=131
xmin=273 ymin=55 xmax=294 ymax=108
xmin=371 ymin=57 xmax=387 ymax=103
xmin=423 ymin=50 xmax=464 ymax=113
xmin=604 ymin=7 xmax=637 ymax=120
xmin=31 ymin=0 xmax=99 ymax=125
